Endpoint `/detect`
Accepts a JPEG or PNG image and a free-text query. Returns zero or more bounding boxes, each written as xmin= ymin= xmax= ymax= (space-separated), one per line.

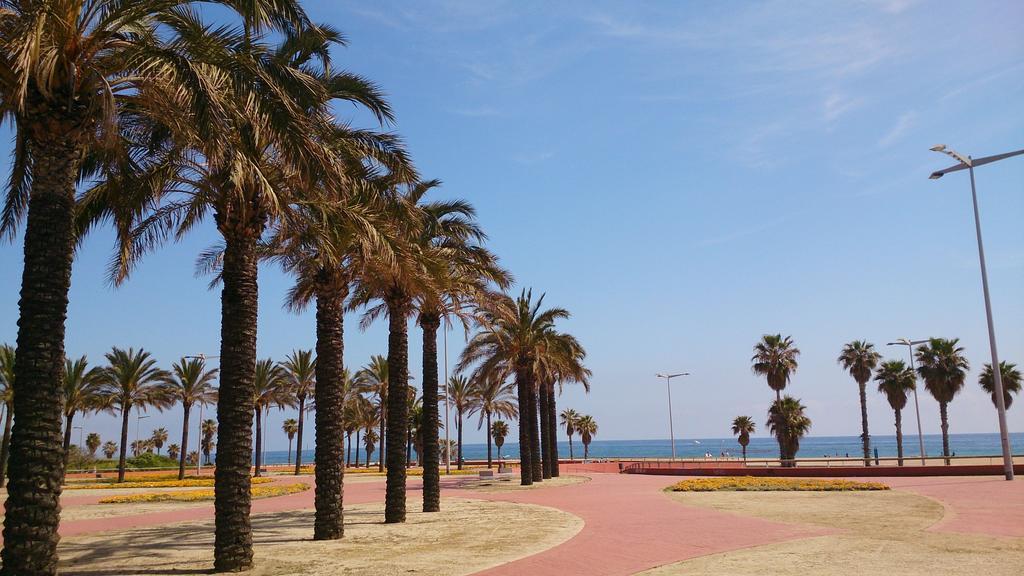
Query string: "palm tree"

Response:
xmin=752 ymin=334 xmax=800 ymax=401
xmin=979 ymin=362 xmax=1022 ymax=410
xmin=0 ymin=344 xmax=15 ymax=488
xmin=150 ymin=428 xmax=169 ymax=456
xmin=446 ymin=375 xmax=476 ymax=470
xmin=875 ymin=360 xmax=916 ymax=466
xmin=354 ymin=355 xmax=390 ymax=473
xmin=838 ymin=340 xmax=881 ymax=466
xmin=536 ymin=332 xmax=589 ymax=478
xmin=280 ymin=350 xmax=316 ymax=476
xmin=0 ymin=2 xmax=306 ymax=569
xmin=164 ymin=357 xmax=218 ymax=480
xmin=85 ymin=433 xmax=101 ymax=458
xmin=560 ymin=409 xmax=581 ymax=462
xmin=62 ymin=356 xmax=103 ymax=470
xmin=767 ymin=396 xmax=812 ymax=466
xmin=916 ymin=338 xmax=969 ymax=464
xmin=731 ymin=416 xmax=755 ymax=461
xmin=201 ymin=419 xmax=218 ymax=466
xmin=283 ymin=419 xmax=299 ymax=465
xmin=96 ymin=348 xmax=170 ymax=482
xmin=491 ymin=421 xmax=510 ymax=462
xmin=253 ymin=359 xmax=289 ymax=477
xmin=576 ymin=415 xmax=598 ymax=460
xmin=458 ymin=290 xmax=571 ymax=486
xmin=168 ymin=444 xmax=181 ymax=462
xmin=363 ymin=428 xmax=380 ymax=468
xmin=102 ymin=442 xmax=118 ymax=460
xmin=472 ymin=376 xmax=518 ymax=468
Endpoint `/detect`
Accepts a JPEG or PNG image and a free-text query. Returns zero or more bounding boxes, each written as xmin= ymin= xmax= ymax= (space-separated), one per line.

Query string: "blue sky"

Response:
xmin=1 ymin=0 xmax=1022 ymax=452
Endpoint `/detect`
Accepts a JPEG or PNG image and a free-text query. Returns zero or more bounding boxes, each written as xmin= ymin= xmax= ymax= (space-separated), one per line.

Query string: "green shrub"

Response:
xmin=125 ymin=452 xmax=178 ymax=469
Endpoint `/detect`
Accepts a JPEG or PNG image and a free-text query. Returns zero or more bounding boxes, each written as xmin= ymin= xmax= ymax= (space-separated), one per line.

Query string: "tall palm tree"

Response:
xmin=150 ymin=428 xmax=169 ymax=455
xmin=458 ymin=290 xmax=570 ymax=486
xmin=102 ymin=441 xmax=117 ymax=460
xmin=979 ymin=362 xmax=1022 ymax=410
xmin=752 ymin=334 xmax=800 ymax=401
xmin=85 ymin=433 xmax=101 ymax=458
xmin=62 ymin=356 xmax=103 ymax=470
xmin=283 ymin=419 xmax=299 ymax=465
xmin=491 ymin=420 xmax=510 ymax=462
xmin=253 ymin=359 xmax=289 ymax=477
xmin=576 ymin=415 xmax=598 ymax=460
xmin=731 ymin=416 xmax=755 ymax=461
xmin=280 ymin=350 xmax=316 ymax=476
xmin=536 ymin=333 xmax=589 ymax=478
xmin=0 ymin=344 xmax=15 ymax=488
xmin=201 ymin=419 xmax=217 ymax=466
xmin=96 ymin=347 xmax=170 ymax=482
xmin=164 ymin=357 xmax=218 ymax=479
xmin=472 ymin=376 xmax=518 ymax=468
xmin=838 ymin=340 xmax=881 ymax=466
xmin=560 ymin=409 xmax=581 ymax=462
xmin=446 ymin=375 xmax=476 ymax=470
xmin=875 ymin=360 xmax=916 ymax=466
xmin=915 ymin=338 xmax=969 ymax=464
xmin=767 ymin=396 xmax=812 ymax=466
xmin=354 ymin=355 xmax=390 ymax=473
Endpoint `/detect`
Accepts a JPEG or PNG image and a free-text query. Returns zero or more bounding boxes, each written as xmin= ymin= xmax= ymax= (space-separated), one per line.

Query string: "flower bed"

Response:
xmin=98 ymin=482 xmax=308 ymax=503
xmin=67 ymin=477 xmax=275 ymax=490
xmin=667 ymin=477 xmax=889 ymax=492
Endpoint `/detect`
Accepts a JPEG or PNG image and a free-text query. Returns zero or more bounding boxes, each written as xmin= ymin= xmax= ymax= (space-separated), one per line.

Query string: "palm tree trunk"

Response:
xmin=406 ymin=429 xmax=412 ymax=467
xmin=528 ymin=379 xmax=543 ymax=482
xmin=178 ymin=405 xmax=191 ymax=480
xmin=354 ymin=430 xmax=361 ymax=467
xmin=213 ymin=228 xmax=260 ymax=572
xmin=294 ymin=396 xmax=306 ymax=475
xmin=539 ymin=382 xmax=551 ymax=479
xmin=345 ymin=432 xmax=351 ymax=468
xmin=584 ymin=442 xmax=589 ymax=459
xmin=515 ymin=362 xmax=533 ymax=486
xmin=486 ymin=411 xmax=493 ymax=469
xmin=253 ymin=408 xmax=263 ymax=477
xmin=547 ymin=384 xmax=560 ymax=478
xmin=895 ymin=408 xmax=904 ymax=467
xmin=313 ymin=284 xmax=346 ymax=540
xmin=939 ymin=401 xmax=951 ymax=465
xmin=287 ymin=437 xmax=292 ymax=466
xmin=385 ymin=296 xmax=410 ymax=523
xmin=859 ymin=380 xmax=870 ymax=466
xmin=741 ymin=444 xmax=747 ymax=461
xmin=456 ymin=413 xmax=464 ymax=470
xmin=0 ymin=405 xmax=14 ymax=487
xmin=568 ymin=435 xmax=574 ymax=462
xmin=117 ymin=408 xmax=131 ymax=482
xmin=62 ymin=412 xmax=75 ymax=472
xmin=1 ymin=127 xmax=80 ymax=576
xmin=378 ymin=404 xmax=385 ymax=473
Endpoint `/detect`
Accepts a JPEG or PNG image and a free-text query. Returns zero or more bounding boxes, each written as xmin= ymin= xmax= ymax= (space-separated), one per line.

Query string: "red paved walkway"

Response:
xmin=877 ymin=475 xmax=1024 ymax=537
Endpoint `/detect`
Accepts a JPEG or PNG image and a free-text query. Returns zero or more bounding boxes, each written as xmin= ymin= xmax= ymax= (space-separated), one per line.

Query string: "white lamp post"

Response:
xmin=656 ymin=372 xmax=689 ymax=460
xmin=887 ymin=339 xmax=929 ymax=465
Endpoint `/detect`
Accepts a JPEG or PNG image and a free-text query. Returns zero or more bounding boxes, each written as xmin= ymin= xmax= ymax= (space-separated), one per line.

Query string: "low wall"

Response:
xmin=623 ymin=463 xmax=1024 ymax=478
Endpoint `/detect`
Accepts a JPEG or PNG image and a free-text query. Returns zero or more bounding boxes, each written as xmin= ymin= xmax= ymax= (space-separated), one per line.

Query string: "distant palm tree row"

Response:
xmin=559 ymin=410 xmax=599 ymax=460
xmin=735 ymin=335 xmax=1020 ymax=466
xmin=0 ymin=3 xmax=590 ymax=572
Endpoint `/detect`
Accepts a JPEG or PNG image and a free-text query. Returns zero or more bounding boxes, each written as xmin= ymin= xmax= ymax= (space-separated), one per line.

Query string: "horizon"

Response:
xmin=2 ymin=0 xmax=1023 ymax=453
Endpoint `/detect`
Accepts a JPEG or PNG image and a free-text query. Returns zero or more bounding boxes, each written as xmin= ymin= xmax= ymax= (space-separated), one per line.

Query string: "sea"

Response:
xmin=257 ymin=432 xmax=1024 ymax=465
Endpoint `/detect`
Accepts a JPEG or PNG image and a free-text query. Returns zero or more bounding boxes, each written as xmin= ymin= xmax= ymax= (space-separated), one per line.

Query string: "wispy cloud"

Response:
xmin=878 ymin=111 xmax=916 ymax=148
xmin=823 ymin=93 xmax=864 ymax=123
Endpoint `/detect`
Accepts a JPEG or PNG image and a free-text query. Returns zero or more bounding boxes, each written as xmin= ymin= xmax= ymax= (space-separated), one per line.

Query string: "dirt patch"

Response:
xmin=58 ymin=497 xmax=583 ymax=576
xmin=456 ymin=474 xmax=589 ymax=493
xmin=641 ymin=489 xmax=1024 ymax=576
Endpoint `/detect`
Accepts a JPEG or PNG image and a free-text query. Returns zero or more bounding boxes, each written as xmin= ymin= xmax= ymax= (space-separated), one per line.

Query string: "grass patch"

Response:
xmin=666 ymin=477 xmax=889 ymax=492
xmin=67 ymin=477 xmax=275 ymax=490
xmin=98 ymin=482 xmax=308 ymax=504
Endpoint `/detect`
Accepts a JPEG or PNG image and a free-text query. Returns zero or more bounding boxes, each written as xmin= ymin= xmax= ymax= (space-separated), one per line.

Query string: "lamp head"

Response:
xmin=930 ymin=144 xmax=946 ymax=152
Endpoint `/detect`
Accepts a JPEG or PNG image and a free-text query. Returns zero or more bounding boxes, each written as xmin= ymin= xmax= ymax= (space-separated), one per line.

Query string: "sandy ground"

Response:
xmin=58 ymin=496 xmax=583 ymax=576
xmin=641 ymin=489 xmax=1024 ymax=576
xmin=457 ymin=474 xmax=589 ymax=493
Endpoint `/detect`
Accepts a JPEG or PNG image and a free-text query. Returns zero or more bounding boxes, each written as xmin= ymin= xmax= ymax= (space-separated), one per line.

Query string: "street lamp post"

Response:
xmin=929 ymin=145 xmax=1024 ymax=481
xmin=887 ymin=339 xmax=929 ymax=465
xmin=656 ymin=373 xmax=689 ymax=460
xmin=135 ymin=413 xmax=150 ymax=456
xmin=444 ymin=322 xmax=451 ymax=475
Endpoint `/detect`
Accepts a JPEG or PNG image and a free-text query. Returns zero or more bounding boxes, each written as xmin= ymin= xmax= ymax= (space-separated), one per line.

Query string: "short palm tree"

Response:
xmin=201 ymin=419 xmax=217 ymax=465
xmin=168 ymin=444 xmax=181 ymax=461
xmin=164 ymin=357 xmax=218 ymax=479
xmin=150 ymin=428 xmax=169 ymax=456
xmin=0 ymin=344 xmax=14 ymax=487
xmin=354 ymin=355 xmax=390 ymax=473
xmin=102 ymin=441 xmax=118 ymax=460
xmin=875 ymin=360 xmax=916 ymax=466
xmin=96 ymin=347 xmax=171 ymax=482
xmin=253 ymin=359 xmax=289 ymax=477
xmin=560 ymin=409 xmax=581 ymax=462
xmin=85 ymin=433 xmax=101 ymax=458
xmin=446 ymin=375 xmax=476 ymax=470
xmin=363 ymin=428 xmax=380 ymax=467
xmin=979 ymin=362 xmax=1022 ymax=410
xmin=767 ymin=396 xmax=811 ymax=466
xmin=915 ymin=338 xmax=969 ymax=464
xmin=472 ymin=376 xmax=518 ymax=468
xmin=62 ymin=356 xmax=104 ymax=470
xmin=576 ymin=415 xmax=598 ymax=459
xmin=491 ymin=421 xmax=510 ymax=461
xmin=752 ymin=334 xmax=800 ymax=401
xmin=838 ymin=340 xmax=881 ymax=466
xmin=280 ymin=350 xmax=316 ymax=476
xmin=731 ymin=416 xmax=756 ymax=461
xmin=283 ymin=419 xmax=299 ymax=465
